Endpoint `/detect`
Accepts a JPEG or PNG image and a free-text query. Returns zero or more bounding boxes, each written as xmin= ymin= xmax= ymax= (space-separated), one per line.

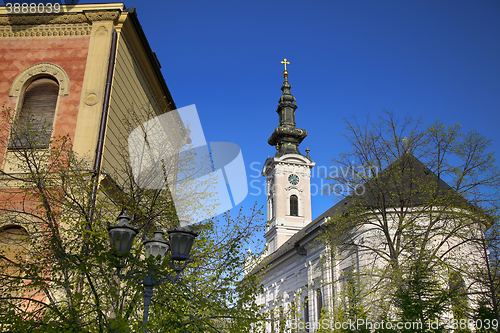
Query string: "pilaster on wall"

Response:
xmin=72 ymin=19 xmax=115 ymax=162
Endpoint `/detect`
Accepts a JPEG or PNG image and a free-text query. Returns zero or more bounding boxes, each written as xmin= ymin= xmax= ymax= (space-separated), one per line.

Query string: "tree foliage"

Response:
xmin=0 ymin=105 xmax=265 ymax=332
xmin=324 ymin=110 xmax=500 ymax=328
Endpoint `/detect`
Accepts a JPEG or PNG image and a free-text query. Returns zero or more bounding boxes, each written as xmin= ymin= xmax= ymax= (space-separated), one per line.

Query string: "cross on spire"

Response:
xmin=281 ymin=58 xmax=290 ymax=71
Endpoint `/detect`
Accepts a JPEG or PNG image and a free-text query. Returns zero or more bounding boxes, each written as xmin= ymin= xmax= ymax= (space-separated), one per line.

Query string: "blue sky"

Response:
xmin=7 ymin=0 xmax=500 ymax=245
xmin=110 ymin=0 xmax=499 ymax=236
xmin=133 ymin=0 xmax=500 ymax=228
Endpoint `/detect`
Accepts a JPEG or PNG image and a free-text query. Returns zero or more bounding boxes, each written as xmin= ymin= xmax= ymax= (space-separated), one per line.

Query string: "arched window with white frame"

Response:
xmin=303 ymin=296 xmax=309 ymax=332
xmin=290 ymin=194 xmax=298 ymax=216
xmin=316 ymin=288 xmax=323 ymax=320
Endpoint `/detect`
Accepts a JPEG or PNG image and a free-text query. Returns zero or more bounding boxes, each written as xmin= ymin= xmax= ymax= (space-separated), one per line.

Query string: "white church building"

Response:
xmin=250 ymin=64 xmax=487 ymax=332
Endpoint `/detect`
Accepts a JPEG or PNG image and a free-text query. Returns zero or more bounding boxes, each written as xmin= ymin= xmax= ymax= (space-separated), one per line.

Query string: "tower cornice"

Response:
xmin=262 ymin=154 xmax=315 ymax=177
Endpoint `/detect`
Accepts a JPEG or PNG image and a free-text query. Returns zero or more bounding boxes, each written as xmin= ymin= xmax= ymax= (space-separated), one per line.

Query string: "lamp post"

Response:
xmin=108 ymin=211 xmax=198 ymax=332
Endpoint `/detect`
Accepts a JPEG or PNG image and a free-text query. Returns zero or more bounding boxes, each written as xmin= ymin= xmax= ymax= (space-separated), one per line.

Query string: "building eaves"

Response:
xmin=249 ymin=195 xmax=354 ymax=275
xmin=125 ymin=7 xmax=177 ymax=112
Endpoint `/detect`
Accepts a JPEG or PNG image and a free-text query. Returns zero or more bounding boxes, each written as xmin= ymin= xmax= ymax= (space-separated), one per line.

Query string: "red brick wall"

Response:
xmin=0 ymin=33 xmax=93 ymax=310
xmin=0 ymin=36 xmax=91 ymax=163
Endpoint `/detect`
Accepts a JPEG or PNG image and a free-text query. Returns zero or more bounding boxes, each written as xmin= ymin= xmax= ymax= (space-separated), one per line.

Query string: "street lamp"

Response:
xmin=108 ymin=211 xmax=198 ymax=332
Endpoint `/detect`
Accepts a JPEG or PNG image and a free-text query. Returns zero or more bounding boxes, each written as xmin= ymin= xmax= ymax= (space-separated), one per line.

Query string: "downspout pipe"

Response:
xmin=89 ymin=29 xmax=118 ymax=219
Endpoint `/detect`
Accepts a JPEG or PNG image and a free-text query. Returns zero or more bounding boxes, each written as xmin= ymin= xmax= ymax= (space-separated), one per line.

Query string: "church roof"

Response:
xmin=249 ymin=153 xmax=473 ymax=275
xmin=352 ymin=153 xmax=470 ymax=209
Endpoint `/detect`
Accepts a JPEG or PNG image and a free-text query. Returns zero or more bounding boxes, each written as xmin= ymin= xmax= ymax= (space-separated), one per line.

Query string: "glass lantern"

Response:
xmin=108 ymin=211 xmax=138 ymax=255
xmin=143 ymin=231 xmax=169 ymax=262
xmin=168 ymin=226 xmax=198 ymax=272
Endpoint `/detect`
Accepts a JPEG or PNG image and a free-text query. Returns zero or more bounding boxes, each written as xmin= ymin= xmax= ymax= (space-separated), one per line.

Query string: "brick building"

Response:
xmin=0 ymin=3 xmax=179 ymax=327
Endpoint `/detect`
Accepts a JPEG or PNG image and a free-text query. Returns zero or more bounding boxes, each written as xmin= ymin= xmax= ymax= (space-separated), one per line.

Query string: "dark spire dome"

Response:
xmin=268 ymin=59 xmax=308 ymax=157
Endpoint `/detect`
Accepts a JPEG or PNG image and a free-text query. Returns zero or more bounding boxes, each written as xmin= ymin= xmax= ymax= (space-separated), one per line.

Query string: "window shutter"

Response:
xmin=9 ymin=78 xmax=59 ymax=149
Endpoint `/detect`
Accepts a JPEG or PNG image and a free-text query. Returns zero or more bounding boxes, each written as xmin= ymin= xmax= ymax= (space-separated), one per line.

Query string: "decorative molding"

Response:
xmin=285 ymin=186 xmax=303 ymax=192
xmin=10 ymin=62 xmax=70 ymax=97
xmin=0 ymin=10 xmax=120 ymax=26
xmin=84 ymin=10 xmax=120 ymax=22
xmin=94 ymin=25 xmax=108 ymax=36
xmin=0 ymin=13 xmax=88 ymax=26
xmin=0 ymin=210 xmax=38 ymax=236
xmin=0 ymin=23 xmax=91 ymax=38
xmin=84 ymin=92 xmax=99 ymax=106
xmin=278 ymin=161 xmax=311 ymax=169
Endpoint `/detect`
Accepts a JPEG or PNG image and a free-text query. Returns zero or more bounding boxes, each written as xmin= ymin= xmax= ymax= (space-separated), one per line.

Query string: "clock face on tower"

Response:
xmin=288 ymin=173 xmax=300 ymax=185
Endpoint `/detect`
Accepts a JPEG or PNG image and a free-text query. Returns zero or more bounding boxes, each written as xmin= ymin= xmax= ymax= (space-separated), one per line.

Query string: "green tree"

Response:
xmin=472 ymin=220 xmax=500 ymax=333
xmin=325 ymin=111 xmax=500 ymax=328
xmin=0 ymin=105 xmax=265 ymax=332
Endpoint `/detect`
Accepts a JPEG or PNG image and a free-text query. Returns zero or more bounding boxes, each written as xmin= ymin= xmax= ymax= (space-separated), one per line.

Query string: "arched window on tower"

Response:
xmin=290 ymin=195 xmax=298 ymax=216
xmin=9 ymin=77 xmax=59 ymax=149
xmin=270 ymin=198 xmax=274 ymax=219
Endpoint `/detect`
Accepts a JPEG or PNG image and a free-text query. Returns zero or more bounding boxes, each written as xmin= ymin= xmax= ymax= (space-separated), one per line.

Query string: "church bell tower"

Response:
xmin=262 ymin=59 xmax=315 ymax=254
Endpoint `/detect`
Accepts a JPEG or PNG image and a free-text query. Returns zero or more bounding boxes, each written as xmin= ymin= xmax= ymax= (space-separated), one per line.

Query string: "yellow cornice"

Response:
xmin=0 ymin=3 xmax=125 ymax=15
xmin=0 ymin=23 xmax=92 ymax=38
xmin=59 ymin=3 xmax=125 ymax=13
xmin=114 ymin=12 xmax=128 ymax=34
xmin=0 ymin=13 xmax=87 ymax=25
xmin=0 ymin=5 xmax=123 ymax=37
xmin=0 ymin=4 xmax=124 ymax=27
xmin=0 ymin=12 xmax=121 ymax=25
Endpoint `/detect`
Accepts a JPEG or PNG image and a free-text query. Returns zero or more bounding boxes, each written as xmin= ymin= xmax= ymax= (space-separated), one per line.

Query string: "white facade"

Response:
xmin=262 ymin=153 xmax=315 ymax=254
xmin=251 ymin=68 xmax=488 ymax=332
xmin=253 ymin=160 xmax=487 ymax=332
